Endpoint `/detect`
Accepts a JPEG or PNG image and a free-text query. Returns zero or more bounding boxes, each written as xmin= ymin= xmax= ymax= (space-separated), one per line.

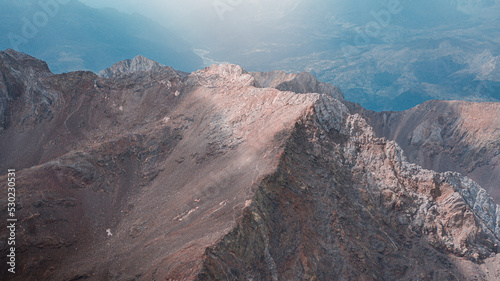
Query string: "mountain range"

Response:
xmin=0 ymin=0 xmax=202 ymax=74
xmin=0 ymin=50 xmax=499 ymax=280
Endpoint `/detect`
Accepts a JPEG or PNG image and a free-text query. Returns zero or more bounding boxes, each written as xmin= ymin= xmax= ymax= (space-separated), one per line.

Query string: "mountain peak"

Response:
xmin=131 ymin=54 xmax=158 ymax=65
xmin=98 ymin=55 xmax=171 ymax=78
xmin=186 ymin=64 xmax=255 ymax=88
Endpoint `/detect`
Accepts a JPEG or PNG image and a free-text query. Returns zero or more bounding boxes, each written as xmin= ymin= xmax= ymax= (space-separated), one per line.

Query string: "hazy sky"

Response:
xmin=79 ymin=0 xmax=204 ymax=21
xmin=79 ymin=0 xmax=211 ymax=14
xmin=79 ymin=0 xmax=304 ymax=27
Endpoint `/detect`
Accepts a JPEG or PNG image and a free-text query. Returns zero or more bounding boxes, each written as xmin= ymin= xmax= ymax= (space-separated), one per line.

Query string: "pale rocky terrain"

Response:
xmin=0 ymin=50 xmax=499 ymax=280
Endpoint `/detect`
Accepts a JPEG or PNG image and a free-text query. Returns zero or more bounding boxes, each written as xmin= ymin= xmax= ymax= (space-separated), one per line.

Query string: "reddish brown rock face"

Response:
xmin=0 ymin=50 xmax=499 ymax=280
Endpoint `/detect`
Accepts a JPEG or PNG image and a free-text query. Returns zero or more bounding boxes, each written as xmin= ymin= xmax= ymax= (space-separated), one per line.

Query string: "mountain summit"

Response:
xmin=1 ymin=51 xmax=499 ymax=280
xmin=98 ymin=55 xmax=170 ymax=78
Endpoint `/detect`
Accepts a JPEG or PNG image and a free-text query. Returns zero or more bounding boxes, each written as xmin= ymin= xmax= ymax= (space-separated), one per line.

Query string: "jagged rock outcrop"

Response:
xmin=359 ymin=100 xmax=500 ymax=205
xmin=0 ymin=51 xmax=499 ymax=280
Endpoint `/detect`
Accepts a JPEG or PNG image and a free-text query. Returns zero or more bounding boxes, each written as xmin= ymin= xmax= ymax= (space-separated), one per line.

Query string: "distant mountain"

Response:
xmin=250 ymin=70 xmax=344 ymax=101
xmin=0 ymin=0 xmax=202 ymax=73
xmin=98 ymin=55 xmax=172 ymax=78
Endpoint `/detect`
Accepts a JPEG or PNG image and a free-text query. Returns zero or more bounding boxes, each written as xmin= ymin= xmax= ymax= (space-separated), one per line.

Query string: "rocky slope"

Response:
xmin=0 ymin=50 xmax=499 ymax=280
xmin=359 ymin=100 xmax=500 ymax=205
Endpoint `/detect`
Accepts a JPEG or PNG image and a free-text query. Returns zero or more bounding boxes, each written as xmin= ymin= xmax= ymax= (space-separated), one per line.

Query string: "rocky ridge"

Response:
xmin=0 ymin=51 xmax=499 ymax=280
